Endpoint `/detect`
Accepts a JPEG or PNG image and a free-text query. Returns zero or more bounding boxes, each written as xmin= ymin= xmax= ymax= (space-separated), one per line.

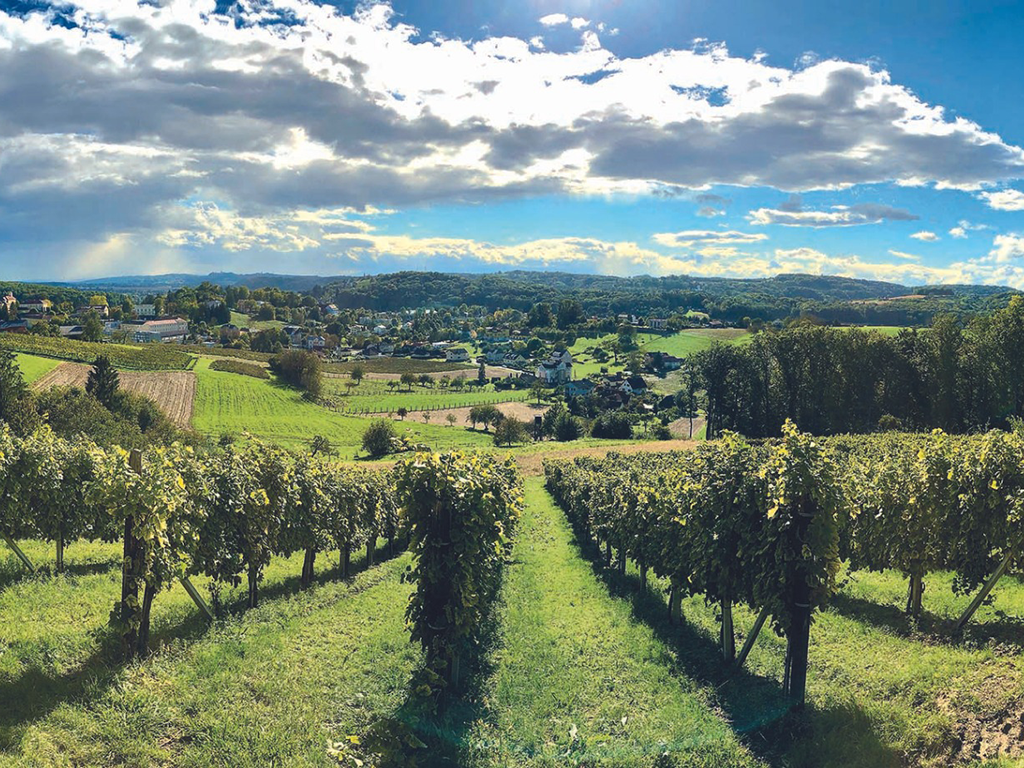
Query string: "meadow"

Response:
xmin=2 ymin=474 xmax=1021 ymax=766
xmin=568 ymin=328 xmax=752 ymax=376
xmin=190 ymin=358 xmax=494 ymax=454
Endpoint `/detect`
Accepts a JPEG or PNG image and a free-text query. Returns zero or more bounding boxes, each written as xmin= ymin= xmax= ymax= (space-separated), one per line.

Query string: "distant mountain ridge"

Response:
xmin=58 ymin=270 xmax=1013 ymax=302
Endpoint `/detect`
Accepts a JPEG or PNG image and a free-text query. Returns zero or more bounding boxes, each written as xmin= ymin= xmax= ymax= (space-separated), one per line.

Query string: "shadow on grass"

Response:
xmin=565 ymin=523 xmax=901 ymax=768
xmin=0 ymin=603 xmax=211 ymax=752
xmin=0 ymin=555 xmax=121 ymax=593
xmin=357 ymin=576 xmax=505 ymax=768
xmin=829 ymin=592 xmax=1024 ymax=653
xmin=0 ymin=539 xmax=408 ymax=755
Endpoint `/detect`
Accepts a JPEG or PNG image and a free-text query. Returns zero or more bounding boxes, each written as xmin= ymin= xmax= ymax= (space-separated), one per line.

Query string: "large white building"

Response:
xmin=132 ymin=318 xmax=189 ymax=343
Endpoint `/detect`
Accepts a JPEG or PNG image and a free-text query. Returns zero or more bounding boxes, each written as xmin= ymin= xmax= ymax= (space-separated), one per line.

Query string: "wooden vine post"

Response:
xmin=735 ymin=604 xmax=771 ymax=668
xmin=783 ymin=499 xmax=814 ymax=709
xmin=906 ymin=562 xmax=925 ymax=618
xmin=119 ymin=448 xmax=145 ymax=661
xmin=720 ymin=599 xmax=735 ymax=662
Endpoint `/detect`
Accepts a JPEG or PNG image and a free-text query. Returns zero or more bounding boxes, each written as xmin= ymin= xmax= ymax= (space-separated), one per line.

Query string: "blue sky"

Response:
xmin=1 ymin=0 xmax=1023 ymax=285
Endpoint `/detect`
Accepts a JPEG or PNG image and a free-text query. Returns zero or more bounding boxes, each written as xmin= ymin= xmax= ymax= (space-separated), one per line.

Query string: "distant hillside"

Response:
xmin=43 ymin=269 xmax=1020 ymax=324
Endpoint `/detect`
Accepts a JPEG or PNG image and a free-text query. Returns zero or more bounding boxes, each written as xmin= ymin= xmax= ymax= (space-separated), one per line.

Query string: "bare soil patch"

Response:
xmin=393 ymin=400 xmax=547 ymax=428
xmin=325 ymin=364 xmax=521 ymax=382
xmin=33 ymin=362 xmax=196 ymax=427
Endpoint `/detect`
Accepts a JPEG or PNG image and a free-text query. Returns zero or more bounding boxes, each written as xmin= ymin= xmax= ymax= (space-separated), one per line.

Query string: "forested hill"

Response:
xmin=59 ymin=270 xmax=1018 ymax=324
xmin=322 ymin=271 xmax=1017 ymax=323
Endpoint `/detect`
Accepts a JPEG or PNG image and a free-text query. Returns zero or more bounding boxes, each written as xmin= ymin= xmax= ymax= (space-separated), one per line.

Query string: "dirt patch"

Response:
xmin=325 ymin=365 xmax=521 ymax=382
xmin=668 ymin=416 xmax=706 ymax=439
xmin=391 ymin=400 xmax=547 ymax=428
xmin=938 ymin=667 xmax=1024 ymax=764
xmin=33 ymin=362 xmax=196 ymax=428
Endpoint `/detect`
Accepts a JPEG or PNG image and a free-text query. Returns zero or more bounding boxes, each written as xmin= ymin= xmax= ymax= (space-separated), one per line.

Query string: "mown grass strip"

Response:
xmin=465 ymin=477 xmax=761 ymax=767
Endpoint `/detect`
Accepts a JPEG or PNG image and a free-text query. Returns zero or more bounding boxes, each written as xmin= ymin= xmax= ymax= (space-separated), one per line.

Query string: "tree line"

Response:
xmin=689 ymin=296 xmax=1024 ymax=438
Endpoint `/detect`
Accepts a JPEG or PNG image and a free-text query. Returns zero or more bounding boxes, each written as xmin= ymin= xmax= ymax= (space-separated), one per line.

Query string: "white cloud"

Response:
xmin=538 ymin=13 xmax=569 ymax=26
xmin=979 ymin=189 xmax=1024 ymax=211
xmin=888 ymin=249 xmax=921 ymax=261
xmin=0 ymin=0 xmax=1023 ymax=272
xmin=949 ymin=226 xmax=968 ymax=239
xmin=910 ymin=231 xmax=939 ymax=242
xmin=651 ymin=230 xmax=769 ymax=247
xmin=748 ymin=204 xmax=918 ymax=227
xmin=987 ymin=234 xmax=1024 ymax=263
xmin=570 ymin=17 xmax=590 ymax=29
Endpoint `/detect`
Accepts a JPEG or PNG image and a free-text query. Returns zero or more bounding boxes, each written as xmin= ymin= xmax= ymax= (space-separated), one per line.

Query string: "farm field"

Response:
xmin=229 ymin=310 xmax=285 ymax=331
xmin=190 ymin=358 xmax=494 ymax=454
xmin=328 ymin=357 xmax=476 ymax=375
xmin=32 ymin=362 xmax=197 ymax=427
xmin=3 ymin=474 xmax=1022 ymax=766
xmin=322 ymin=377 xmax=530 ymax=414
xmin=13 ymin=354 xmax=61 ymax=385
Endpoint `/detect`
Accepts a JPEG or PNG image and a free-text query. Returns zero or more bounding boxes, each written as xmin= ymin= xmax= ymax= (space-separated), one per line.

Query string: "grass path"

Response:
xmin=466 ymin=477 xmax=760 ymax=767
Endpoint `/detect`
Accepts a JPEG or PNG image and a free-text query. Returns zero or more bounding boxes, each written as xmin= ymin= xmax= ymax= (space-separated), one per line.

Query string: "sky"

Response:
xmin=2 ymin=0 xmax=1024 ymax=286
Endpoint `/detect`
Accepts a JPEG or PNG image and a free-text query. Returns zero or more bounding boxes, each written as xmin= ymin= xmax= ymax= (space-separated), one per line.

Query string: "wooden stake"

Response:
xmin=784 ymin=505 xmax=815 ymax=709
xmin=120 ymin=449 xmax=144 ymax=661
xmin=955 ymin=550 xmax=1014 ymax=632
xmin=721 ymin=599 xmax=735 ymax=662
xmin=668 ymin=585 xmax=683 ymax=624
xmin=2 ymin=533 xmax=35 ymax=573
xmin=907 ymin=568 xmax=924 ymax=618
xmin=736 ymin=604 xmax=771 ymax=668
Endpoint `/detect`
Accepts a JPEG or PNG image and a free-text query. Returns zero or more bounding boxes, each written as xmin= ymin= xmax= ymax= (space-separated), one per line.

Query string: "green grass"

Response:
xmin=191 ymin=358 xmax=493 ymax=454
xmin=569 ymin=330 xmax=751 ymax=376
xmin=14 ymin=354 xmax=61 ymax=384
xmin=577 ymin=529 xmax=1024 ymax=767
xmin=465 ymin=478 xmax=761 ymax=767
xmin=838 ymin=325 xmax=910 ymax=337
xmin=324 ymin=378 xmax=529 ymax=414
xmin=0 ymin=538 xmax=419 ymax=767
xmin=229 ymin=310 xmax=285 ymax=331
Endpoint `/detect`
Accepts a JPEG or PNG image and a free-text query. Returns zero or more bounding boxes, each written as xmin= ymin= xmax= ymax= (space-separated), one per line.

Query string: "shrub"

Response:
xmin=591 ymin=411 xmax=633 ymax=439
xmin=270 ymin=350 xmax=323 ymax=397
xmin=494 ymin=416 xmax=530 ymax=446
xmin=210 ymin=359 xmax=270 ymax=379
xmin=553 ymin=411 xmax=583 ymax=442
xmin=362 ymin=419 xmax=398 ymax=458
xmin=651 ymin=422 xmax=674 ymax=440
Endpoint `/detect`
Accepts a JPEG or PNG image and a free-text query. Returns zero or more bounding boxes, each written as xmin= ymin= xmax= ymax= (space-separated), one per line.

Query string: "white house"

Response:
xmin=135 ymin=304 xmax=157 ymax=318
xmin=446 ymin=347 xmax=470 ymax=362
xmin=648 ymin=318 xmax=669 ymax=330
xmin=536 ymin=358 xmax=572 ymax=385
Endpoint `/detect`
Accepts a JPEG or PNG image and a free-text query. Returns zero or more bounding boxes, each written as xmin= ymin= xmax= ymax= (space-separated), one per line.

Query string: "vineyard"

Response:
xmin=0 ymin=335 xmax=194 ymax=371
xmin=543 ymin=423 xmax=1024 ymax=712
xmin=3 ymin=423 xmax=1024 ymax=765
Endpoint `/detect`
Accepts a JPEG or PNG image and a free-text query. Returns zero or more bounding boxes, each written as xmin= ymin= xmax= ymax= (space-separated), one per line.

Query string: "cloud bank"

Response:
xmin=1 ymin=0 xmax=1024 ymax=283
